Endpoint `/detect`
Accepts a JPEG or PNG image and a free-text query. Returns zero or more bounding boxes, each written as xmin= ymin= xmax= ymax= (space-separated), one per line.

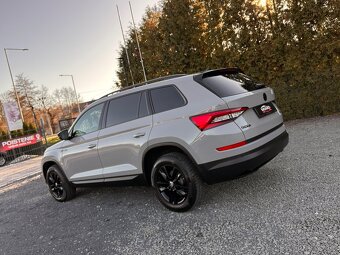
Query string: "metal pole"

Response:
xmin=70 ymin=75 xmax=81 ymax=114
xmin=3 ymin=48 xmax=24 ymax=122
xmin=118 ymin=57 xmax=129 ymax=87
xmin=116 ymin=4 xmax=135 ymax=85
xmin=129 ymin=1 xmax=147 ymax=82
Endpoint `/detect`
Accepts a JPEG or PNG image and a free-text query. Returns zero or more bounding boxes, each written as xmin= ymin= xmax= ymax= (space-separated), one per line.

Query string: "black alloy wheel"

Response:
xmin=46 ymin=165 xmax=76 ymax=202
xmin=151 ymin=152 xmax=202 ymax=212
xmin=47 ymin=171 xmax=65 ymax=200
xmin=154 ymin=164 xmax=188 ymax=205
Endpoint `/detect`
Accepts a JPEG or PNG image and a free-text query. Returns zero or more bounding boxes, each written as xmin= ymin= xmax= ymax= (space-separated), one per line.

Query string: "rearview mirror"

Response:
xmin=58 ymin=129 xmax=70 ymax=140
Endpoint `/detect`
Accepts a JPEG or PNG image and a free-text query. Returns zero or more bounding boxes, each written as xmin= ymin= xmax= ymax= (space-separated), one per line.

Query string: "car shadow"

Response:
xmin=75 ymin=175 xmax=150 ymax=197
xmin=72 ymin=165 xmax=284 ymax=210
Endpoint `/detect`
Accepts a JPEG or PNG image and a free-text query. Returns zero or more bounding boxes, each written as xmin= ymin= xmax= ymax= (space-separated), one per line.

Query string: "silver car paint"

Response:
xmin=61 ymin=130 xmax=103 ymax=182
xmin=42 ymin=74 xmax=287 ymax=184
xmin=97 ymin=115 xmax=153 ymax=180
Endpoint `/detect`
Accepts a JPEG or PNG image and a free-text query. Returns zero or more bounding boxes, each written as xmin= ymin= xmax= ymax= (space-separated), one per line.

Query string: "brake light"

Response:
xmin=190 ymin=107 xmax=248 ymax=131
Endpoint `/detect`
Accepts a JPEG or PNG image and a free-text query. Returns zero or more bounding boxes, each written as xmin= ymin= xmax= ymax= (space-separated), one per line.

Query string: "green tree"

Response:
xmin=116 ymin=0 xmax=340 ymax=120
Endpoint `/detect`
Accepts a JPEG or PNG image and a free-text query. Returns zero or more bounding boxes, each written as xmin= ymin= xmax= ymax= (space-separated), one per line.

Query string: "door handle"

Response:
xmin=88 ymin=144 xmax=96 ymax=149
xmin=133 ymin=132 xmax=145 ymax=138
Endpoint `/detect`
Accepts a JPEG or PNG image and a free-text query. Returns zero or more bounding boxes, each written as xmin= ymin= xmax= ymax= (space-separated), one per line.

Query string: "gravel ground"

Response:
xmin=0 ymin=114 xmax=339 ymax=255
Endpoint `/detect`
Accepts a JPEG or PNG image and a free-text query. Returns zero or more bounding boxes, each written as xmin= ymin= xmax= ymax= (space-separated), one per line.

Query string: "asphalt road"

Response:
xmin=0 ymin=115 xmax=339 ymax=255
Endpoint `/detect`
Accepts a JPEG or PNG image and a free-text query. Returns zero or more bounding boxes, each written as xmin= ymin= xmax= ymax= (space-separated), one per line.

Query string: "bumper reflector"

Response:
xmin=216 ymin=141 xmax=247 ymax=151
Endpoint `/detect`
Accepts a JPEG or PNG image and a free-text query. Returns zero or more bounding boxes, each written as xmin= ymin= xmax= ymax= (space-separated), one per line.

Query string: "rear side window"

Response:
xmin=201 ymin=73 xmax=265 ymax=98
xmin=150 ymin=86 xmax=186 ymax=113
xmin=106 ymin=93 xmax=140 ymax=127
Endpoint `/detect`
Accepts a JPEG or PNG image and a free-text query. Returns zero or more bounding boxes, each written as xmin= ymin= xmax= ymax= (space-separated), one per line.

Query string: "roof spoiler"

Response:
xmin=193 ymin=67 xmax=244 ymax=81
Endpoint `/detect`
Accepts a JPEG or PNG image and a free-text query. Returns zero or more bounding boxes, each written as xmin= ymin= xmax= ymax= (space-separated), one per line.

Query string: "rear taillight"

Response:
xmin=190 ymin=107 xmax=248 ymax=131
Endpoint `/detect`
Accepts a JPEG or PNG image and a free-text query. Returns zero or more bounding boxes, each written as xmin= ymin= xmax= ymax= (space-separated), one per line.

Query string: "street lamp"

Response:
xmin=4 ymin=48 xmax=29 ymax=122
xmin=59 ymin=74 xmax=81 ymax=114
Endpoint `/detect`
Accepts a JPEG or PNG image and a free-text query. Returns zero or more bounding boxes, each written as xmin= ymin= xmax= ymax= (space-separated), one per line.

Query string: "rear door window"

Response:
xmin=150 ymin=86 xmax=186 ymax=113
xmin=106 ymin=93 xmax=141 ymax=127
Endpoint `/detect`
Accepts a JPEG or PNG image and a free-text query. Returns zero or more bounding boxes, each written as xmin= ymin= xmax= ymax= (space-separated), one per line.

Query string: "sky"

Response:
xmin=0 ymin=0 xmax=160 ymax=102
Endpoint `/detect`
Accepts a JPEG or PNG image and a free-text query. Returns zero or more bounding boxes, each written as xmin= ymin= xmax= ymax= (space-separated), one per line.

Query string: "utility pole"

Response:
xmin=129 ymin=1 xmax=147 ymax=82
xmin=118 ymin=57 xmax=129 ymax=87
xmin=116 ymin=4 xmax=135 ymax=85
xmin=4 ymin=48 xmax=28 ymax=122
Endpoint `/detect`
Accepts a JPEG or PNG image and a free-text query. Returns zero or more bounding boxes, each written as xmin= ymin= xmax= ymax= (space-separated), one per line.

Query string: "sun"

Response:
xmin=257 ymin=0 xmax=267 ymax=7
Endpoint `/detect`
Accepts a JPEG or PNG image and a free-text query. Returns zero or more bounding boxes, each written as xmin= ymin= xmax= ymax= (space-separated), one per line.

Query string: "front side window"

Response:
xmin=106 ymin=92 xmax=141 ymax=127
xmin=150 ymin=86 xmax=186 ymax=114
xmin=72 ymin=103 xmax=104 ymax=136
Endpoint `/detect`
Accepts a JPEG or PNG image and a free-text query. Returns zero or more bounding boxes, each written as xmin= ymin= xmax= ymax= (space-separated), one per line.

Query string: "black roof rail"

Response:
xmin=99 ymin=74 xmax=187 ymax=99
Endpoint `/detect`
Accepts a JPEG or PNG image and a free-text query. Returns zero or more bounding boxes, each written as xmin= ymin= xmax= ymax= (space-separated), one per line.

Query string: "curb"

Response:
xmin=0 ymin=171 xmax=42 ymax=190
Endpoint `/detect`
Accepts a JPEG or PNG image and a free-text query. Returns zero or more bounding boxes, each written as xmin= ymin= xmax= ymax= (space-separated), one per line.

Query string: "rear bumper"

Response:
xmin=197 ymin=131 xmax=289 ymax=184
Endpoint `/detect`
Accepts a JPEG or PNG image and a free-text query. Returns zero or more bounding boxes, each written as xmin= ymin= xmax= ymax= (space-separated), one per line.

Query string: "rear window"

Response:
xmin=150 ymin=86 xmax=186 ymax=113
xmin=201 ymin=73 xmax=265 ymax=98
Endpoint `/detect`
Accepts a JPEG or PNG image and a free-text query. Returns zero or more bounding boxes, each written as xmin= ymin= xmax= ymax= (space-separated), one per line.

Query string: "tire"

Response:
xmin=46 ymin=165 xmax=76 ymax=202
xmin=0 ymin=154 xmax=6 ymax=167
xmin=151 ymin=152 xmax=202 ymax=212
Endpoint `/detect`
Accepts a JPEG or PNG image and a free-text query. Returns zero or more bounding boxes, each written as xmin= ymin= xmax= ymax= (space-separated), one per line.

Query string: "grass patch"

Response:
xmin=46 ymin=135 xmax=60 ymax=146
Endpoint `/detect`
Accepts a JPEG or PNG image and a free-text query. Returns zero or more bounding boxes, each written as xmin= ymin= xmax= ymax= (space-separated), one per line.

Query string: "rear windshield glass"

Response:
xmin=201 ymin=73 xmax=265 ymax=98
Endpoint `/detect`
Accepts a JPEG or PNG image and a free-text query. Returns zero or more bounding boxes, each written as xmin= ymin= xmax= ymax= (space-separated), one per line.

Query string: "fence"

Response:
xmin=0 ymin=130 xmax=46 ymax=167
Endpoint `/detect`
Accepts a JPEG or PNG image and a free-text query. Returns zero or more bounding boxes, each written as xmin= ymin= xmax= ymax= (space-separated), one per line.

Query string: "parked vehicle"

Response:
xmin=42 ymin=68 xmax=289 ymax=212
xmin=0 ymin=152 xmax=6 ymax=167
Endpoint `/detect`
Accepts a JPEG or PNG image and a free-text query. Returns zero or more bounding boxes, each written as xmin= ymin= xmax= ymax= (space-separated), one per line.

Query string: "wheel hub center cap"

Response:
xmin=169 ymin=181 xmax=174 ymax=189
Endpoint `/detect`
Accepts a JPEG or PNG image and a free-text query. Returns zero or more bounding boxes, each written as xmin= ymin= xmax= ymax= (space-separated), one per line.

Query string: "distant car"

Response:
xmin=42 ymin=68 xmax=289 ymax=212
xmin=0 ymin=152 xmax=7 ymax=167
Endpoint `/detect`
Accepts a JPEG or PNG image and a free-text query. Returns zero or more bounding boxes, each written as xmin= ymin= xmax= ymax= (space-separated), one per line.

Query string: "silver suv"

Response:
xmin=42 ymin=68 xmax=288 ymax=212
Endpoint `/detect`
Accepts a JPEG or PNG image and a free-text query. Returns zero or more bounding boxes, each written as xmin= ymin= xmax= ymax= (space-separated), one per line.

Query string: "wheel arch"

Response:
xmin=142 ymin=142 xmax=199 ymax=185
xmin=42 ymin=160 xmax=65 ymax=182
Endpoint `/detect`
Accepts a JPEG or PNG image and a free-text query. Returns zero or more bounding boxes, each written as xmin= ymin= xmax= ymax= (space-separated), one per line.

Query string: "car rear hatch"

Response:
xmin=194 ymin=68 xmax=284 ymax=141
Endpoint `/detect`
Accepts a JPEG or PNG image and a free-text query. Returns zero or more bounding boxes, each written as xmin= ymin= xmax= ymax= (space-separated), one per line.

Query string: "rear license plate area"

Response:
xmin=253 ymin=102 xmax=276 ymax=118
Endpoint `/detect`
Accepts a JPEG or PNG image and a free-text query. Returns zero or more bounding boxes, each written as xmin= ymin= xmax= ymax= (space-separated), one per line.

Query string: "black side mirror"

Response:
xmin=58 ymin=129 xmax=70 ymax=140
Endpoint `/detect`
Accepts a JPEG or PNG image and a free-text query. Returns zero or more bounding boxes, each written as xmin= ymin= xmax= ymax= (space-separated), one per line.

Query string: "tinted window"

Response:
xmin=73 ymin=103 xmax=104 ymax=136
xmin=202 ymin=73 xmax=265 ymax=97
xmin=150 ymin=86 xmax=186 ymax=113
xmin=106 ymin=93 xmax=140 ymax=127
xmin=138 ymin=91 xmax=150 ymax=118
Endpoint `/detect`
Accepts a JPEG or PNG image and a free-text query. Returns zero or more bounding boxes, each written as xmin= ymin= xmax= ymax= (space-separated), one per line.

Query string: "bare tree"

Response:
xmin=37 ymin=85 xmax=55 ymax=134
xmin=13 ymin=74 xmax=39 ymax=129
xmin=53 ymin=86 xmax=81 ymax=118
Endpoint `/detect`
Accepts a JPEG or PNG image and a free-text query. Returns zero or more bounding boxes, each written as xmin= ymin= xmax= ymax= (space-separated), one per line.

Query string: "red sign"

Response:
xmin=0 ymin=133 xmax=42 ymax=152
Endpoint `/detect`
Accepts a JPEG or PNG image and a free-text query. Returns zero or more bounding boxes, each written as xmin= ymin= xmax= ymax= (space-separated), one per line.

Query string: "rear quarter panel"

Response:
xmin=147 ymin=76 xmax=238 ymax=165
